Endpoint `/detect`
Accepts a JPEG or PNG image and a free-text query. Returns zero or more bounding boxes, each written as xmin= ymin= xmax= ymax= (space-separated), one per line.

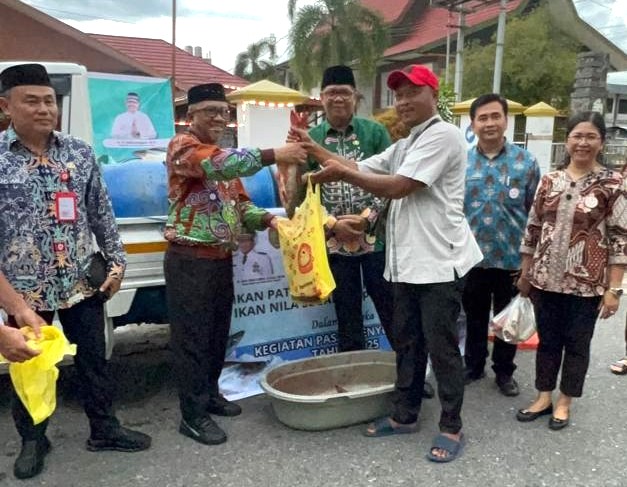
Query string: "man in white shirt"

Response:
xmin=110 ymin=92 xmax=157 ymax=140
xmin=302 ymin=65 xmax=482 ymax=463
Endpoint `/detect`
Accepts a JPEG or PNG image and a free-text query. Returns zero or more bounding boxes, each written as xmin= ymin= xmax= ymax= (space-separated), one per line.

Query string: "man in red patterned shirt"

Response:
xmin=165 ymin=82 xmax=306 ymax=446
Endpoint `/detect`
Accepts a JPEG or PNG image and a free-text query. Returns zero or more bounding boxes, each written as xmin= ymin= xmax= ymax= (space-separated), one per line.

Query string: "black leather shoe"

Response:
xmin=179 ymin=417 xmax=227 ymax=445
xmin=463 ymin=368 xmax=486 ymax=385
xmin=86 ymin=426 xmax=151 ymax=452
xmin=516 ymin=405 xmax=553 ymax=422
xmin=548 ymin=416 xmax=569 ymax=431
xmin=207 ymin=395 xmax=242 ymax=417
xmin=14 ymin=436 xmax=51 ymax=480
xmin=423 ymin=381 xmax=435 ymax=399
xmin=496 ymin=376 xmax=520 ymax=397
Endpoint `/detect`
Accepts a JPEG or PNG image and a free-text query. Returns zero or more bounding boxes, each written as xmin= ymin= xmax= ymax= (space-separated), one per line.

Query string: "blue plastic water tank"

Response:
xmin=240 ymin=166 xmax=280 ymax=209
xmin=101 ymin=159 xmax=169 ymax=217
xmin=101 ymin=160 xmax=279 ymax=217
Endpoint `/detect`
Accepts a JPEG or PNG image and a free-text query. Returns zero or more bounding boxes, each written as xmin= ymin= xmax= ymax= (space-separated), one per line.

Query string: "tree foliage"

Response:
xmin=374 ymin=82 xmax=456 ymax=141
xmin=234 ymin=36 xmax=278 ymax=82
xmin=437 ymin=82 xmax=455 ymax=123
xmin=288 ymin=0 xmax=389 ymax=91
xmin=462 ymin=3 xmax=581 ymax=108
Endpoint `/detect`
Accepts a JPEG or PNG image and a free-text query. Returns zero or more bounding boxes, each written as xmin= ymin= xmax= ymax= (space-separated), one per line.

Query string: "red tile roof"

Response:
xmin=360 ymin=0 xmax=413 ymax=24
xmin=384 ymin=0 xmax=526 ymax=57
xmin=90 ymin=34 xmax=248 ymax=92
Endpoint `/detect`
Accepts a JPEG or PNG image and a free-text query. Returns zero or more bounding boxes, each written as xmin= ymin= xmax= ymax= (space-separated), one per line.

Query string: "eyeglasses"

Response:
xmin=321 ymin=89 xmax=355 ymax=100
xmin=568 ymin=134 xmax=601 ymax=143
xmin=192 ymin=107 xmax=231 ymax=120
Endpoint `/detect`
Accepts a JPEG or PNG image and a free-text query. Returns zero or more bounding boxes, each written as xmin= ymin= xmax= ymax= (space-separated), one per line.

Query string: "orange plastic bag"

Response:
xmin=277 ymin=177 xmax=336 ymax=304
xmin=0 ymin=326 xmax=77 ymax=424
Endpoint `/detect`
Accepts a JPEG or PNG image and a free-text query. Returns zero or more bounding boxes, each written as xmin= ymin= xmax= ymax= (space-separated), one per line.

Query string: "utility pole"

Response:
xmin=492 ymin=0 xmax=508 ymax=93
xmin=445 ymin=9 xmax=452 ymax=84
xmin=171 ymin=0 xmax=177 ymax=105
xmin=454 ymin=7 xmax=465 ymax=101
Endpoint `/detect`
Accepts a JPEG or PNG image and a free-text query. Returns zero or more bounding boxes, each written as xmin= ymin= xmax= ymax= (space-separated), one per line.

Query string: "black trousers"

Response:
xmin=533 ymin=289 xmax=601 ymax=397
xmin=391 ymin=275 xmax=466 ymax=434
xmin=329 ymin=251 xmax=395 ymax=352
xmin=462 ymin=267 xmax=518 ymax=378
xmin=11 ymin=295 xmax=119 ymax=440
xmin=165 ymin=250 xmax=233 ymax=421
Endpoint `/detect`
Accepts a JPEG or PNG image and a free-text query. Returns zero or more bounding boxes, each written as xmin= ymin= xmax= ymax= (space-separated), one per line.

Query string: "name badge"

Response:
xmin=584 ymin=195 xmax=598 ymax=209
xmin=55 ymin=192 xmax=77 ymax=222
xmin=509 ymin=188 xmax=520 ymax=199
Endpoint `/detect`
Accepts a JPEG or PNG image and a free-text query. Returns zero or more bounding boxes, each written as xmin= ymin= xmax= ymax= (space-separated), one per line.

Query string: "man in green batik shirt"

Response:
xmin=303 ymin=66 xmax=394 ymax=354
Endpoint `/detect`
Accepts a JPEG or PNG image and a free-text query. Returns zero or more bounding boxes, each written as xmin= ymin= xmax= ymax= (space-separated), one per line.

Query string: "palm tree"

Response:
xmin=288 ymin=0 xmax=388 ymax=91
xmin=234 ymin=36 xmax=278 ymax=82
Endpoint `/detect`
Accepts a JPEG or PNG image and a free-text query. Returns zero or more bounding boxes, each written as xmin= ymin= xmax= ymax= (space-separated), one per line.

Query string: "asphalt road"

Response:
xmin=1 ymin=308 xmax=626 ymax=487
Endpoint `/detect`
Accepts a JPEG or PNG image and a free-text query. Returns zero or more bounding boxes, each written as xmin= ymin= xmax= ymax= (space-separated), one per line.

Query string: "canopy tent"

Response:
xmin=452 ymin=97 xmax=526 ymax=116
xmin=226 ymin=80 xmax=309 ymax=105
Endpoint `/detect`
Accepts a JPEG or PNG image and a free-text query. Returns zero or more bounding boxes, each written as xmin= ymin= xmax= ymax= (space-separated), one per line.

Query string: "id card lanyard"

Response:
xmin=55 ymin=191 xmax=77 ymax=222
xmin=54 ymin=168 xmax=78 ymax=223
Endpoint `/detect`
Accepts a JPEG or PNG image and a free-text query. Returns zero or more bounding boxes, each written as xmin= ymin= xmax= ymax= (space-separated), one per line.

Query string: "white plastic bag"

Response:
xmin=490 ymin=295 xmax=536 ymax=344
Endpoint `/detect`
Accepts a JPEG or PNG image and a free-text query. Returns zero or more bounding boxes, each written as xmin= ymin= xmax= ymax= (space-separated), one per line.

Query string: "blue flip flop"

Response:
xmin=363 ymin=417 xmax=418 ymax=437
xmin=426 ymin=433 xmax=465 ymax=463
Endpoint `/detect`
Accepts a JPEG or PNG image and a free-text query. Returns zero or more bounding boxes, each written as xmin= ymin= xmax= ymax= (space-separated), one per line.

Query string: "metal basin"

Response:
xmin=260 ymin=350 xmax=396 ymax=431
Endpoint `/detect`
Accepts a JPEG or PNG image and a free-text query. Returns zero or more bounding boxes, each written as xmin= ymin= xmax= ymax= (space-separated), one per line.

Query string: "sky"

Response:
xmin=21 ymin=0 xmax=627 ymax=75
xmin=22 ymin=0 xmax=313 ymax=73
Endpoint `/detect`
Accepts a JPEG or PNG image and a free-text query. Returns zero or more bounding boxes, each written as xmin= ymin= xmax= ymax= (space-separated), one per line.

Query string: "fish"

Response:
xmin=276 ymin=110 xmax=309 ymax=217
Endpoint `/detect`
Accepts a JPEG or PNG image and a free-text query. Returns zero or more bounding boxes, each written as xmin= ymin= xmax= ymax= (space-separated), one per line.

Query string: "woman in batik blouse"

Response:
xmin=515 ymin=111 xmax=627 ymax=430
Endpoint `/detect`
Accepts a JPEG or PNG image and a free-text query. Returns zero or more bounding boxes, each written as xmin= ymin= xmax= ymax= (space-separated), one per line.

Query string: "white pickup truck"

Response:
xmin=1 ymin=61 xmax=397 ymax=369
xmin=0 ymin=61 xmax=284 ymax=361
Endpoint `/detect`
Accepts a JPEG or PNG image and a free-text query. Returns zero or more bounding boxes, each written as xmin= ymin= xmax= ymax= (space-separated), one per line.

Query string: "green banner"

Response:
xmin=88 ymin=73 xmax=174 ymax=164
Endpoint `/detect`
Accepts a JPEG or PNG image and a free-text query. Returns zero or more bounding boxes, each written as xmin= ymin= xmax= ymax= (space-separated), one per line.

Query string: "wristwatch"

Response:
xmin=608 ymin=287 xmax=624 ymax=298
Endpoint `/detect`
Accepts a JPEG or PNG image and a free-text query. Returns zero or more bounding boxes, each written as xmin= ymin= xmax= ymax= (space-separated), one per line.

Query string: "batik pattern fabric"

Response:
xmin=0 ymin=127 xmax=125 ymax=311
xmin=308 ymin=117 xmax=391 ymax=255
xmin=521 ymin=168 xmax=627 ymax=297
xmin=465 ymin=141 xmax=540 ymax=270
xmin=164 ymin=132 xmax=270 ymax=249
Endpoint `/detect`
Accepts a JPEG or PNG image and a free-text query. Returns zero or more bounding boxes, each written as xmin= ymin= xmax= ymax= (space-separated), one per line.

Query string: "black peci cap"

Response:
xmin=0 ymin=63 xmax=52 ymax=93
xmin=321 ymin=65 xmax=356 ymax=90
xmin=187 ymin=83 xmax=226 ymax=105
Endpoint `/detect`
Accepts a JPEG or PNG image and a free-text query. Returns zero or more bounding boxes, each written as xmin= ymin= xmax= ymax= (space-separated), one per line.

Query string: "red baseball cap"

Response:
xmin=387 ymin=65 xmax=439 ymax=91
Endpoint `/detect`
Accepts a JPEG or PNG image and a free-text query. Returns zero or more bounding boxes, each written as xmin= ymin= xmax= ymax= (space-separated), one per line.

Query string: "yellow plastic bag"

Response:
xmin=0 ymin=326 xmax=77 ymax=424
xmin=277 ymin=177 xmax=336 ymax=304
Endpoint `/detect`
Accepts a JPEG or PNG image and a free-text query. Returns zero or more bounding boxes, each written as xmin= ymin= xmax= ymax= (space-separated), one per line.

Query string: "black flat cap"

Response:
xmin=187 ymin=83 xmax=226 ymax=105
xmin=0 ymin=63 xmax=52 ymax=92
xmin=321 ymin=65 xmax=356 ymax=90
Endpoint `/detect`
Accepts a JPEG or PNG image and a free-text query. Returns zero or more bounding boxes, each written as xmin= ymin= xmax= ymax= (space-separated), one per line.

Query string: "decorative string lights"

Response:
xmin=240 ymin=100 xmax=296 ymax=108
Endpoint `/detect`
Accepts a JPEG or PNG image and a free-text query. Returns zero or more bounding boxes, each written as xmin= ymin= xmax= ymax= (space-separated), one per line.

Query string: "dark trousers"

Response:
xmin=391 ymin=276 xmax=466 ymax=434
xmin=165 ymin=250 xmax=233 ymax=421
xmin=533 ymin=289 xmax=601 ymax=397
xmin=10 ymin=295 xmax=119 ymax=440
xmin=329 ymin=251 xmax=395 ymax=352
xmin=462 ymin=267 xmax=518 ymax=378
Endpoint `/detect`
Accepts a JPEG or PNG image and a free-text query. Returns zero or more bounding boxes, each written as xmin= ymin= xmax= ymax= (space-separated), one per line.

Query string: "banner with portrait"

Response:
xmin=229 ymin=224 xmax=391 ymax=363
xmin=87 ymin=72 xmax=175 ymax=165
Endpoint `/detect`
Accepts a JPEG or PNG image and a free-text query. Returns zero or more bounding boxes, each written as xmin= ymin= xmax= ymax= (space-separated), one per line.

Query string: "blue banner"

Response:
xmin=229 ymin=225 xmax=391 ymax=362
